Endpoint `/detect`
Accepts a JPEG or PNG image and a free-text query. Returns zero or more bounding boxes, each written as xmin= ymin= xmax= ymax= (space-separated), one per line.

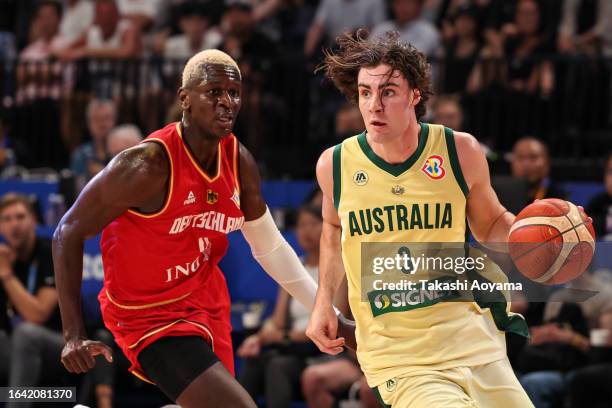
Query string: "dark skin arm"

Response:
xmin=237 ymin=142 xmax=267 ymax=221
xmin=52 ymin=143 xmax=169 ymax=373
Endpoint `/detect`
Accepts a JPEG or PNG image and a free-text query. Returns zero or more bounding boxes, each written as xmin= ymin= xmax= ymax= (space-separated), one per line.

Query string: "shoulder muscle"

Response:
xmin=454 ymin=131 xmax=489 ymax=192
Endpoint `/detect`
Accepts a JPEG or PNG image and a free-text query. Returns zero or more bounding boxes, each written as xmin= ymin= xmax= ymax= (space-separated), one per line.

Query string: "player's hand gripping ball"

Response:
xmin=508 ymin=198 xmax=595 ymax=285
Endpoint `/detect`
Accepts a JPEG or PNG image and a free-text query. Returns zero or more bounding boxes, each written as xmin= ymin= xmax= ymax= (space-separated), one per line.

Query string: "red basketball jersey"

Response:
xmin=100 ymin=122 xmax=244 ymax=308
xmin=98 ymin=123 xmax=243 ymax=380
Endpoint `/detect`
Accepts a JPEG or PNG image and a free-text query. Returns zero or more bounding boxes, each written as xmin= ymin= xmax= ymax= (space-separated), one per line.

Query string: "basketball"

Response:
xmin=508 ymin=199 xmax=596 ymax=285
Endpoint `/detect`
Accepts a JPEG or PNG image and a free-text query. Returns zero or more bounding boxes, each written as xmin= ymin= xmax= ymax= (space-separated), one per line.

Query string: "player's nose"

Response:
xmin=217 ymin=90 xmax=233 ymax=108
xmin=368 ymin=94 xmax=384 ymax=112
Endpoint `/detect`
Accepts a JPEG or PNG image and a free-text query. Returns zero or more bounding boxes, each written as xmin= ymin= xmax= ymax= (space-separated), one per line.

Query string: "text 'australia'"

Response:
xmin=348 ymin=203 xmax=453 ymax=237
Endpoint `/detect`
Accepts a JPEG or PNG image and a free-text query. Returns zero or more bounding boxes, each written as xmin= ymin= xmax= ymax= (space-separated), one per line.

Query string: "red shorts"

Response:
xmin=99 ymin=267 xmax=234 ymax=382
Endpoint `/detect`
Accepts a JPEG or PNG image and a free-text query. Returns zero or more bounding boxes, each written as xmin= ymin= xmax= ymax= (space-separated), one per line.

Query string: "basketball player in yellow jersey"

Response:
xmin=306 ymin=30 xmax=534 ymax=408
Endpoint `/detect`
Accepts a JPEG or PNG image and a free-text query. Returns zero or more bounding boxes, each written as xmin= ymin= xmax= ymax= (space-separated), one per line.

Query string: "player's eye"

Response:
xmin=229 ymin=89 xmax=240 ymax=98
xmin=383 ymin=89 xmax=395 ymax=97
xmin=207 ymin=89 xmax=220 ymax=96
xmin=360 ymin=90 xmax=371 ymax=97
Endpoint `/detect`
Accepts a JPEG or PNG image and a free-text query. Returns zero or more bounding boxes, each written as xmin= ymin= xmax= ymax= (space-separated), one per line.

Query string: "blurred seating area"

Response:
xmin=0 ymin=0 xmax=609 ymax=182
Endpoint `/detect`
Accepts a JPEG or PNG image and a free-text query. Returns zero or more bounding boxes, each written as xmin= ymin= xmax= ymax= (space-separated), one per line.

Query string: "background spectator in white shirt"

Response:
xmin=371 ymin=0 xmax=441 ymax=56
xmin=304 ymin=0 xmax=386 ymax=57
xmin=58 ymin=0 xmax=95 ymax=45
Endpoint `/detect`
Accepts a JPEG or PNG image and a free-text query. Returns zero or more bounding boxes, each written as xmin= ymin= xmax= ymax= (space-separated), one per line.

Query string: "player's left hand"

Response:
xmin=61 ymin=338 xmax=113 ymax=374
xmin=306 ymin=302 xmax=345 ymax=355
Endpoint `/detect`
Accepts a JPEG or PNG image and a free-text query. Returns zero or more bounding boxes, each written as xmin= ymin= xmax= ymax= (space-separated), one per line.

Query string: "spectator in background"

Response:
xmin=586 ymin=152 xmax=612 ymax=239
xmin=252 ymin=0 xmax=284 ymax=27
xmin=238 ymin=205 xmax=323 ymax=408
xmin=371 ymin=0 xmax=441 ymax=56
xmin=115 ymin=0 xmax=163 ymax=32
xmin=558 ymin=0 xmax=612 ymax=57
xmin=220 ymin=0 xmax=281 ymax=153
xmin=220 ymin=0 xmax=278 ymax=78
xmin=58 ymin=0 xmax=95 ymax=45
xmin=309 ymin=102 xmax=364 ymax=169
xmin=303 ymin=186 xmax=323 ymax=209
xmin=566 ymin=310 xmax=612 ymax=407
xmin=519 ymin=275 xmax=612 ymax=408
xmin=441 ymin=4 xmax=482 ymax=93
xmin=511 ymin=137 xmax=566 ymax=202
xmin=432 ymin=94 xmax=500 ymax=161
xmin=151 ymin=0 xmax=221 ymax=54
xmin=105 ymin=123 xmax=143 ymax=157
xmin=19 ymin=1 xmax=69 ymax=61
xmin=432 ymin=94 xmax=464 ymax=130
xmin=71 ymin=99 xmax=117 ymax=191
xmin=164 ymin=2 xmax=222 ymax=59
xmin=304 ymin=0 xmax=386 ymax=57
xmin=555 ymin=0 xmax=610 ymax=133
xmin=0 ymin=194 xmax=64 ymax=406
xmin=503 ymin=0 xmax=554 ymax=96
xmin=302 ymin=356 xmax=379 ymax=408
xmin=59 ymin=0 xmax=142 ymax=60
xmin=16 ymin=1 xmax=69 ymax=106
xmin=469 ymin=0 xmax=554 ymax=97
xmin=334 ymin=102 xmax=365 ymax=142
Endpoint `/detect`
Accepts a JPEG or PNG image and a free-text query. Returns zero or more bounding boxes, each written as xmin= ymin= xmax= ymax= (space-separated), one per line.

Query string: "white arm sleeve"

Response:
xmin=241 ymin=207 xmax=318 ymax=311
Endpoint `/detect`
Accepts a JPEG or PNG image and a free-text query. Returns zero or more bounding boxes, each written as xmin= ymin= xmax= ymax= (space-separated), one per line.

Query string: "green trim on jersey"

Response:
xmin=333 ymin=143 xmax=342 ymax=210
xmin=468 ymin=268 xmax=529 ymax=338
xmin=444 ymin=127 xmax=469 ymax=197
xmin=371 ymin=387 xmax=392 ymax=408
xmin=357 ymin=123 xmax=429 ymax=177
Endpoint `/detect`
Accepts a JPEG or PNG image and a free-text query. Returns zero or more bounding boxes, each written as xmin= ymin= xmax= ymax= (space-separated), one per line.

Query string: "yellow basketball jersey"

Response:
xmin=334 ymin=123 xmax=525 ymax=387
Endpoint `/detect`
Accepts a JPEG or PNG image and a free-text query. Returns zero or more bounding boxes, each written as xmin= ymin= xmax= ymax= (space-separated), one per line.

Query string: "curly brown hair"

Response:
xmin=317 ymin=29 xmax=433 ymax=120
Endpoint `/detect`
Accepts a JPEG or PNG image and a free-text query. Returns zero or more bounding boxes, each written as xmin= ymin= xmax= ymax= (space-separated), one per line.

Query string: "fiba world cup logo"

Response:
xmin=421 ymin=155 xmax=446 ymax=180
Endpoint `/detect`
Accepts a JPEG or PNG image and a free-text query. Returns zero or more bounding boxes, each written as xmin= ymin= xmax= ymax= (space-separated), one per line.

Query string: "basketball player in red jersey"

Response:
xmin=52 ymin=50 xmax=346 ymax=407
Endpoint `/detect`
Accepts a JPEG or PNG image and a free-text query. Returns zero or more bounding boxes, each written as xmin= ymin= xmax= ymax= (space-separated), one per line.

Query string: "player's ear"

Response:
xmin=178 ymin=88 xmax=191 ymax=111
xmin=412 ymin=89 xmax=421 ymax=107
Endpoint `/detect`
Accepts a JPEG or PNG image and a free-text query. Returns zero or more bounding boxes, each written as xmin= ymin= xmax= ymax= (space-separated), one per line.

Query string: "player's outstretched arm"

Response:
xmin=455 ymin=132 xmax=515 ymax=251
xmin=237 ymin=143 xmax=319 ymax=310
xmin=306 ymin=147 xmax=351 ymax=354
xmin=52 ymin=143 xmax=169 ymax=373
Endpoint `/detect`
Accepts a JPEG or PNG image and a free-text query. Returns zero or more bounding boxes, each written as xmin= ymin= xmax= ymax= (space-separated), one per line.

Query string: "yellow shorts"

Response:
xmin=371 ymin=358 xmax=534 ymax=408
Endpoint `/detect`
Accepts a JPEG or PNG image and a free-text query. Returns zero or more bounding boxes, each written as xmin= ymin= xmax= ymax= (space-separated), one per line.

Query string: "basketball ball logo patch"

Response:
xmin=421 ymin=155 xmax=446 ymax=179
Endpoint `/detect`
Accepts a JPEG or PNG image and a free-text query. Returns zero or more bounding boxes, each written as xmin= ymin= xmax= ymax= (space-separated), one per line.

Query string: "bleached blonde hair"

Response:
xmin=181 ymin=49 xmax=241 ymax=89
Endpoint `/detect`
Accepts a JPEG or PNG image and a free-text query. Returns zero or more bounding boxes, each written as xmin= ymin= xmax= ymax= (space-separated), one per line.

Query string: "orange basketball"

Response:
xmin=508 ymin=198 xmax=596 ymax=285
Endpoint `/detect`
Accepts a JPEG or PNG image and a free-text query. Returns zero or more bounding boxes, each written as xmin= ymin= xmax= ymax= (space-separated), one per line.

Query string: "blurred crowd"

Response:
xmin=0 ymin=0 xmax=610 ymax=181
